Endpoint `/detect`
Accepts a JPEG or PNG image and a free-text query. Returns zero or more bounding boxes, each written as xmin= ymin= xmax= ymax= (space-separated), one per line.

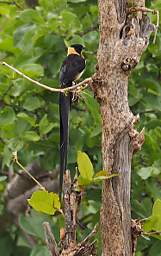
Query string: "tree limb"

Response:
xmin=1 ymin=61 xmax=92 ymax=93
xmin=43 ymin=222 xmax=59 ymax=256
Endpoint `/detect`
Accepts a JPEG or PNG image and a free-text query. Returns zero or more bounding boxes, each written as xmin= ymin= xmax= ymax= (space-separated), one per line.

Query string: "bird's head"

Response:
xmin=71 ymin=44 xmax=85 ymax=54
xmin=67 ymin=44 xmax=85 ymax=56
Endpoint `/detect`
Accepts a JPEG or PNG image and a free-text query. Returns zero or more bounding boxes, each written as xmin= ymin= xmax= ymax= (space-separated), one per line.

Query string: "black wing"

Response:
xmin=59 ymin=54 xmax=85 ymax=87
xmin=59 ymin=54 xmax=85 ymax=195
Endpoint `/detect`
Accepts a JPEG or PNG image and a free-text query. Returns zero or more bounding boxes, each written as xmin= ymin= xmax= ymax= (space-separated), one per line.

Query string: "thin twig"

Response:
xmin=143 ymin=231 xmax=161 ymax=236
xmin=80 ymin=224 xmax=99 ymax=246
xmin=43 ymin=222 xmax=59 ymax=256
xmin=154 ymin=10 xmax=160 ymax=43
xmin=139 ymin=217 xmax=148 ymax=223
xmin=1 ymin=61 xmax=92 ymax=93
xmin=12 ymin=151 xmax=45 ymax=190
xmin=76 ymin=240 xmax=96 ymax=256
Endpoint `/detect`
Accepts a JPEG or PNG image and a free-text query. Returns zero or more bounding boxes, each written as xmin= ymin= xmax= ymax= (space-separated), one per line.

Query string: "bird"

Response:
xmin=59 ymin=44 xmax=86 ymax=195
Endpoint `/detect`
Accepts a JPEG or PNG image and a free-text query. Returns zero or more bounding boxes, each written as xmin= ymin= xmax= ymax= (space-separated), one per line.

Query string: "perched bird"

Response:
xmin=59 ymin=44 xmax=86 ymax=194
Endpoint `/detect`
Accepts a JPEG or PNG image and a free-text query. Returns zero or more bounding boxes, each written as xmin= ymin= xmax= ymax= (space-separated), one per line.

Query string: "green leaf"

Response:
xmin=144 ymin=199 xmax=161 ymax=233
xmin=15 ymin=119 xmax=30 ymax=136
xmin=24 ymin=131 xmax=40 ymax=142
xmin=18 ymin=9 xmax=44 ymax=24
xmin=77 ymin=151 xmax=94 ymax=181
xmin=30 ymin=245 xmax=50 ymax=256
xmin=0 ymin=234 xmax=14 ymax=256
xmin=28 ymin=190 xmax=60 ymax=215
xmin=19 ymin=210 xmax=53 ymax=240
xmin=67 ymin=35 xmax=85 ymax=46
xmin=93 ymin=170 xmax=118 ymax=182
xmin=60 ymin=10 xmax=81 ymax=32
xmin=0 ymin=36 xmax=19 ymax=54
xmin=23 ymin=96 xmax=44 ymax=111
xmin=2 ymin=146 xmax=12 ymax=168
xmin=52 ymin=192 xmax=61 ymax=210
xmin=0 ymin=107 xmax=16 ymax=126
xmin=12 ymin=246 xmax=30 ymax=256
xmin=95 ymin=170 xmax=109 ymax=177
xmin=148 ymin=240 xmax=161 ymax=255
xmin=78 ymin=176 xmax=92 ymax=186
xmin=19 ymin=63 xmax=44 ymax=77
xmin=0 ymin=6 xmax=10 ymax=15
xmin=138 ymin=166 xmax=161 ymax=180
xmin=82 ymin=91 xmax=101 ymax=124
xmin=138 ymin=167 xmax=153 ymax=180
xmin=152 ymin=199 xmax=161 ymax=216
xmin=11 ymin=78 xmax=27 ymax=97
xmin=61 ymin=10 xmax=77 ymax=25
xmin=39 ymin=114 xmax=54 ymax=136
xmin=17 ymin=112 xmax=36 ymax=126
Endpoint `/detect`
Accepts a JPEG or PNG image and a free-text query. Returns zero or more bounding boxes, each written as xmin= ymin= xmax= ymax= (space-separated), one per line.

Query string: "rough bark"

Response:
xmin=92 ymin=0 xmax=154 ymax=255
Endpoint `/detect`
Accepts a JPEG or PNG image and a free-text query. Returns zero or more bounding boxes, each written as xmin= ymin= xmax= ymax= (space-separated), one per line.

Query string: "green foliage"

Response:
xmin=144 ymin=199 xmax=161 ymax=239
xmin=77 ymin=151 xmax=118 ymax=185
xmin=0 ymin=233 xmax=13 ymax=256
xmin=19 ymin=210 xmax=53 ymax=240
xmin=28 ymin=190 xmax=60 ymax=215
xmin=39 ymin=114 xmax=54 ymax=137
xmin=77 ymin=151 xmax=94 ymax=184
xmin=93 ymin=170 xmax=118 ymax=182
xmin=30 ymin=245 xmax=50 ymax=256
xmin=0 ymin=0 xmax=160 ymax=255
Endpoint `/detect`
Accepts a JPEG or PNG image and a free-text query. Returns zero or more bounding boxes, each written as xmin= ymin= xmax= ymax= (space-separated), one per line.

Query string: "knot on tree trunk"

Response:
xmin=128 ymin=114 xmax=145 ymax=153
xmin=120 ymin=11 xmax=156 ymax=73
xmin=91 ymin=72 xmax=104 ymax=103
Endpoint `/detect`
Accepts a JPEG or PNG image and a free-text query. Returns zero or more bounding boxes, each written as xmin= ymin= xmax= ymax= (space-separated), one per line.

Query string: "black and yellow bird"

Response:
xmin=59 ymin=44 xmax=86 ymax=193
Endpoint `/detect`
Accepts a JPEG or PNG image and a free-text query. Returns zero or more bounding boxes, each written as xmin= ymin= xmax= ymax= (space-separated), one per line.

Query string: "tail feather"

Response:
xmin=59 ymin=91 xmax=71 ymax=195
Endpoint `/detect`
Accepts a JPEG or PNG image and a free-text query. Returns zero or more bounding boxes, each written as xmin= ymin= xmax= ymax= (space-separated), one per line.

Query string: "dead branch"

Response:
xmin=1 ymin=61 xmax=92 ymax=94
xmin=41 ymin=170 xmax=98 ymax=256
xmin=43 ymin=222 xmax=59 ymax=256
xmin=80 ymin=224 xmax=98 ymax=247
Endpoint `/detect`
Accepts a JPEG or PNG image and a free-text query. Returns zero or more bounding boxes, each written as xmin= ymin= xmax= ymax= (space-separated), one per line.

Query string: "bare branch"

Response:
xmin=80 ymin=224 xmax=99 ymax=247
xmin=1 ymin=61 xmax=92 ymax=94
xmin=43 ymin=222 xmax=59 ymax=256
xmin=143 ymin=231 xmax=161 ymax=236
xmin=12 ymin=151 xmax=45 ymax=191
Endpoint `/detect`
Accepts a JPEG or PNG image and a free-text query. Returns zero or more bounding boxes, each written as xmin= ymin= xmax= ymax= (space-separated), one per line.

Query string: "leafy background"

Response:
xmin=0 ymin=0 xmax=160 ymax=255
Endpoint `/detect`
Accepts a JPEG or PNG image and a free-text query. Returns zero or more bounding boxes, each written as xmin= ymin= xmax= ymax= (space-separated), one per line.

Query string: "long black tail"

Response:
xmin=59 ymin=91 xmax=71 ymax=195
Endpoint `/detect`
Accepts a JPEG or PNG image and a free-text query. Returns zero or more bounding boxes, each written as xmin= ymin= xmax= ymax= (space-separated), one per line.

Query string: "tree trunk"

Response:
xmin=93 ymin=0 xmax=154 ymax=255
